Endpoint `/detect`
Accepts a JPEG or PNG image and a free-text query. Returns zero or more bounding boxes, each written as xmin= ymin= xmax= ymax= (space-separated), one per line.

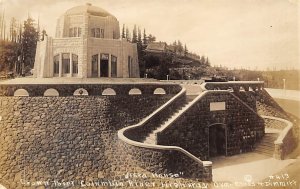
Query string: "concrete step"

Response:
xmin=254 ymin=150 xmax=273 ymax=156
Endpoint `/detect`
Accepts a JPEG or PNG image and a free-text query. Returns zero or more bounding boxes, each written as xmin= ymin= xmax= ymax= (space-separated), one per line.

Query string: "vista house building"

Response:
xmin=34 ymin=3 xmax=140 ymax=78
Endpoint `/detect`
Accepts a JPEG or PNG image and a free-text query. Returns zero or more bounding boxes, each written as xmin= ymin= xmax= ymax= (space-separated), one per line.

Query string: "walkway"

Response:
xmin=212 ymin=152 xmax=296 ymax=183
xmin=265 ymin=88 xmax=300 ymax=102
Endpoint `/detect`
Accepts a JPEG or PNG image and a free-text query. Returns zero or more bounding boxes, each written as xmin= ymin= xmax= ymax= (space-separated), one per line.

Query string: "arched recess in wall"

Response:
xmin=102 ymin=88 xmax=116 ymax=96
xmin=153 ymin=88 xmax=166 ymax=95
xmin=14 ymin=89 xmax=29 ymax=97
xmin=73 ymin=88 xmax=89 ymax=96
xmin=44 ymin=88 xmax=59 ymax=96
xmin=128 ymin=88 xmax=142 ymax=95
xmin=208 ymin=123 xmax=227 ymax=158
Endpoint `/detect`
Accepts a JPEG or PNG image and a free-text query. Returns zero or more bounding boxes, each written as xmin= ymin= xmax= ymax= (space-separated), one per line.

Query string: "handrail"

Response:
xmin=261 ymin=115 xmax=293 ymax=145
xmin=118 ymin=88 xmax=212 ymax=167
xmin=159 ymin=90 xmax=263 ymax=133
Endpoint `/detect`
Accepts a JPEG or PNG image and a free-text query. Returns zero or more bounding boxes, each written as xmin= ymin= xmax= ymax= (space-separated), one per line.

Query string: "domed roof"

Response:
xmin=65 ymin=3 xmax=114 ymax=17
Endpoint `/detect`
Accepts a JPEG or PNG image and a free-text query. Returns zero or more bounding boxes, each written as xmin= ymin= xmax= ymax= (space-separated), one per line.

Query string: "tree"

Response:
xmin=147 ymin=34 xmax=156 ymax=43
xmin=184 ymin=44 xmax=188 ymax=57
xmin=125 ymin=27 xmax=130 ymax=42
xmin=142 ymin=28 xmax=147 ymax=46
xmin=21 ymin=17 xmax=39 ymax=73
xmin=200 ymin=55 xmax=206 ymax=65
xmin=205 ymin=57 xmax=211 ymax=67
xmin=121 ymin=24 xmax=125 ymax=39
xmin=132 ymin=24 xmax=137 ymax=43
xmin=41 ymin=29 xmax=47 ymax=41
xmin=177 ymin=40 xmax=183 ymax=55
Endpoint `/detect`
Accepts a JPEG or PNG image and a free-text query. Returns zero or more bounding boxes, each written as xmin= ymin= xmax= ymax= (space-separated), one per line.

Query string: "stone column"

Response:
xmin=70 ymin=53 xmax=73 ymax=77
xmin=98 ymin=54 xmax=100 ymax=78
xmin=203 ymin=161 xmax=213 ymax=182
xmin=59 ymin=53 xmax=62 ymax=77
xmin=108 ymin=53 xmax=111 ymax=78
xmin=274 ymin=141 xmax=283 ymax=160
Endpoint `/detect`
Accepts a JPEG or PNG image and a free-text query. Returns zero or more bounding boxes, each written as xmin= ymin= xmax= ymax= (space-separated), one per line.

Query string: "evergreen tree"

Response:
xmin=200 ymin=55 xmax=206 ymax=64
xmin=172 ymin=41 xmax=178 ymax=54
xmin=132 ymin=24 xmax=137 ymax=43
xmin=184 ymin=44 xmax=188 ymax=57
xmin=147 ymin=34 xmax=156 ymax=43
xmin=142 ymin=28 xmax=147 ymax=46
xmin=121 ymin=24 xmax=125 ymax=39
xmin=137 ymin=27 xmax=142 ymax=48
xmin=125 ymin=27 xmax=130 ymax=42
xmin=177 ymin=40 xmax=183 ymax=55
xmin=21 ymin=17 xmax=38 ymax=73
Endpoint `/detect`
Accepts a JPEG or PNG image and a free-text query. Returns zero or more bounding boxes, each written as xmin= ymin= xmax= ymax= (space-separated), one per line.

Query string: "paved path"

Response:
xmin=212 ymin=152 xmax=296 ymax=183
xmin=265 ymin=88 xmax=300 ymax=102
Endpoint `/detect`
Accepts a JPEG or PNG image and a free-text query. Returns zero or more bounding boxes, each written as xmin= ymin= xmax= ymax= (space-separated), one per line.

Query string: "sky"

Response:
xmin=1 ymin=0 xmax=299 ymax=70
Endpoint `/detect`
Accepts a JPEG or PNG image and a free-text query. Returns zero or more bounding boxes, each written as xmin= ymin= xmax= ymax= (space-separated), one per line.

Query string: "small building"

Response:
xmin=34 ymin=3 xmax=140 ymax=78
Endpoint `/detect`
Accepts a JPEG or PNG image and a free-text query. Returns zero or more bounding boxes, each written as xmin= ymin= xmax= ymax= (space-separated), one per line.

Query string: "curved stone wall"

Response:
xmin=0 ymin=94 xmax=173 ymax=189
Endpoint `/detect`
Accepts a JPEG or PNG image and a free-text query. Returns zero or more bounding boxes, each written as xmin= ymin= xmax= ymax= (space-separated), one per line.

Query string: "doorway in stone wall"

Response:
xmin=208 ymin=124 xmax=227 ymax=157
xmin=100 ymin=54 xmax=109 ymax=77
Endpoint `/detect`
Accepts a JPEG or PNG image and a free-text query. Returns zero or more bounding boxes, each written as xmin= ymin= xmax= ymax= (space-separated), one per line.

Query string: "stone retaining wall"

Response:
xmin=157 ymin=91 xmax=265 ymax=160
xmin=263 ymin=116 xmax=296 ymax=160
xmin=119 ymin=89 xmax=212 ymax=181
xmin=0 ymin=95 xmax=172 ymax=189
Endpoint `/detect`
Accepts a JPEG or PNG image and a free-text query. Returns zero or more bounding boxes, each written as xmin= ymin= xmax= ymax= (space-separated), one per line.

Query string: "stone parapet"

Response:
xmin=0 ymin=83 xmax=182 ymax=96
xmin=262 ymin=116 xmax=296 ymax=160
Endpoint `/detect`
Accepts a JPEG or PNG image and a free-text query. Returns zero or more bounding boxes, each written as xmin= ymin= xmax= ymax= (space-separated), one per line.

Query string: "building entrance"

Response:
xmin=209 ymin=124 xmax=226 ymax=157
xmin=100 ymin=54 xmax=109 ymax=77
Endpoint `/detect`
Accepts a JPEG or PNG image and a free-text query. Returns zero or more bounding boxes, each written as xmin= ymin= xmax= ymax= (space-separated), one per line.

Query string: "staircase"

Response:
xmin=254 ymin=132 xmax=278 ymax=156
xmin=143 ymin=95 xmax=196 ymax=145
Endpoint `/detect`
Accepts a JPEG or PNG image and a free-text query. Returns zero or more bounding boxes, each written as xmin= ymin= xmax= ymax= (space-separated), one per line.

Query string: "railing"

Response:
xmin=118 ymin=88 xmax=212 ymax=181
xmin=262 ymin=115 xmax=295 ymax=160
xmin=201 ymin=81 xmax=264 ymax=92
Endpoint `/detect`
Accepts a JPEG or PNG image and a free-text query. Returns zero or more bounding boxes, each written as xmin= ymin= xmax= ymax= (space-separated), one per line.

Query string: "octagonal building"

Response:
xmin=34 ymin=3 xmax=139 ymax=78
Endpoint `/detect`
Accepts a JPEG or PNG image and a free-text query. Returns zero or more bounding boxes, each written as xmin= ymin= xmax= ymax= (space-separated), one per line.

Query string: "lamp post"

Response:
xmin=283 ymin=79 xmax=286 ymax=90
xmin=167 ymin=75 xmax=169 ymax=81
xmin=145 ymin=73 xmax=147 ymax=79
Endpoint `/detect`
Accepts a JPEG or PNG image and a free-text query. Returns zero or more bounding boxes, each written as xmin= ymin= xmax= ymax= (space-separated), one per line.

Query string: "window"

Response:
xmin=69 ymin=28 xmax=74 ymax=37
xmin=95 ymin=28 xmax=100 ymax=38
xmin=91 ymin=28 xmax=104 ymax=38
xmin=100 ymin=29 xmax=104 ymax=38
xmin=69 ymin=27 xmax=81 ymax=37
xmin=53 ymin=55 xmax=59 ymax=74
xmin=111 ymin=55 xmax=117 ymax=77
xmin=72 ymin=54 xmax=78 ymax=74
xmin=62 ymin=53 xmax=70 ymax=74
xmin=92 ymin=54 xmax=98 ymax=77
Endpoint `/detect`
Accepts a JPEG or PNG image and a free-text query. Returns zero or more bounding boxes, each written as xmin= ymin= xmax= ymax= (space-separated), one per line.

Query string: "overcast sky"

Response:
xmin=1 ymin=0 xmax=299 ymax=70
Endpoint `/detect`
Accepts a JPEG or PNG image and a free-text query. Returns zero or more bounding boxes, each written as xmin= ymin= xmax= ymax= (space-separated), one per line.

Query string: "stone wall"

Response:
xmin=0 ymin=95 xmax=172 ymax=189
xmin=157 ymin=91 xmax=265 ymax=160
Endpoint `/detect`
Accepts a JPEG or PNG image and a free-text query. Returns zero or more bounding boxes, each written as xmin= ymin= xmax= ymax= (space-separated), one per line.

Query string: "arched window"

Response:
xmin=153 ymin=88 xmax=166 ymax=95
xmin=102 ymin=88 xmax=116 ymax=96
xmin=129 ymin=88 xmax=142 ymax=95
xmin=72 ymin=54 xmax=78 ymax=74
xmin=53 ymin=55 xmax=59 ymax=75
xmin=14 ymin=89 xmax=29 ymax=97
xmin=73 ymin=88 xmax=89 ymax=96
xmin=44 ymin=88 xmax=59 ymax=96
